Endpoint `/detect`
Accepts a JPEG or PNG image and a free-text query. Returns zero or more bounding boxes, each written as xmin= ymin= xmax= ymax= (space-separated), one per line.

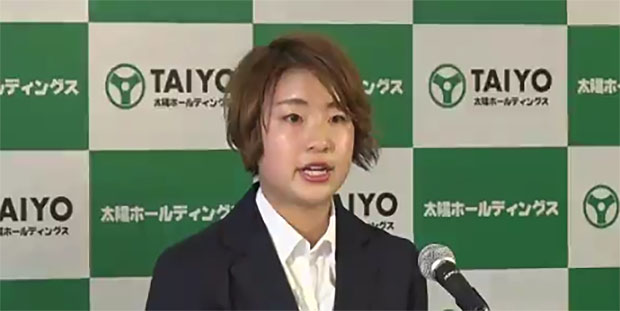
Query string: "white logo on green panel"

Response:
xmin=105 ymin=63 xmax=146 ymax=109
xmin=577 ymin=77 xmax=620 ymax=95
xmin=583 ymin=185 xmax=619 ymax=229
xmin=429 ymin=64 xmax=466 ymax=108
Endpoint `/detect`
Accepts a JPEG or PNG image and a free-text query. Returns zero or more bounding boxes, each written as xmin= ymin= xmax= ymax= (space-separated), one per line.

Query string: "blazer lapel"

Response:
xmin=221 ymin=183 xmax=298 ymax=310
xmin=333 ymin=205 xmax=380 ymax=310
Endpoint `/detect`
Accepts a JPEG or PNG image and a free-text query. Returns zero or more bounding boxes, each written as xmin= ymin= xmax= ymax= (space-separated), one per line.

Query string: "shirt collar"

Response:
xmin=256 ymin=186 xmax=336 ymax=263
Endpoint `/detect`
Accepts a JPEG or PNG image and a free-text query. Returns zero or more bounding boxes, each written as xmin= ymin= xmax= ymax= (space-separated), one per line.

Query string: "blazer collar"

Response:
xmin=220 ymin=182 xmax=374 ymax=252
xmin=220 ymin=182 xmax=298 ymax=310
xmin=333 ymin=191 xmax=379 ymax=310
xmin=220 ymin=182 xmax=379 ymax=310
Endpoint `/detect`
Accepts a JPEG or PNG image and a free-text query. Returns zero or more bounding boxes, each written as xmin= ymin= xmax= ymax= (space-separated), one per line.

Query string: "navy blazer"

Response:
xmin=146 ymin=182 xmax=428 ymax=310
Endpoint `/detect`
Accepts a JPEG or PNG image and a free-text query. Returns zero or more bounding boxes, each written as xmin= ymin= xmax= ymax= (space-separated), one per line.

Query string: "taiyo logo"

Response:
xmin=0 ymin=196 xmax=74 ymax=222
xmin=333 ymin=192 xmax=398 ymax=217
xmin=105 ymin=63 xmax=146 ymax=109
xmin=429 ymin=63 xmax=554 ymax=108
xmin=429 ymin=64 xmax=466 ymax=108
xmin=583 ymin=184 xmax=619 ymax=229
xmin=105 ymin=63 xmax=232 ymax=110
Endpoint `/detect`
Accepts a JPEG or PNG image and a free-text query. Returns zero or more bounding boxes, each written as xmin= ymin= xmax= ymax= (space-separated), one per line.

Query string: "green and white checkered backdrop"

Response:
xmin=0 ymin=0 xmax=619 ymax=310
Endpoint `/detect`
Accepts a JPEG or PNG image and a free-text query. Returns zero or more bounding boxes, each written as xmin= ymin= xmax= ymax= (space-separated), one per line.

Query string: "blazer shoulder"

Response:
xmin=146 ymin=184 xmax=259 ymax=310
xmin=146 ymin=220 xmax=231 ymax=310
xmin=154 ymin=188 xmax=254 ymax=268
xmin=154 ymin=214 xmax=236 ymax=270
xmin=365 ymin=226 xmax=428 ymax=309
xmin=367 ymin=225 xmax=422 ymax=260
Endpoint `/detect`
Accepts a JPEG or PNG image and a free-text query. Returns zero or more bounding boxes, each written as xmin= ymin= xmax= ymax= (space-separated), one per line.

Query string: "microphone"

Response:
xmin=418 ymin=244 xmax=490 ymax=311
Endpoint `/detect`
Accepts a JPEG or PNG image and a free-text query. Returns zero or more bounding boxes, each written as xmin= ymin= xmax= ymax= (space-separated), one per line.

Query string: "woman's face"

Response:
xmin=258 ymin=68 xmax=355 ymax=208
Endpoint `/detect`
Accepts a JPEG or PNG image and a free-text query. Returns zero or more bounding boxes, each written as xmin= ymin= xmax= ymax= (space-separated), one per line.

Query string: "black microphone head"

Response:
xmin=418 ymin=243 xmax=456 ymax=280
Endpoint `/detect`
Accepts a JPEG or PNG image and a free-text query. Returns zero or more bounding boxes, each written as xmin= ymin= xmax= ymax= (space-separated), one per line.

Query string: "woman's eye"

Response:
xmin=284 ymin=114 xmax=302 ymax=123
xmin=331 ymin=114 xmax=349 ymax=123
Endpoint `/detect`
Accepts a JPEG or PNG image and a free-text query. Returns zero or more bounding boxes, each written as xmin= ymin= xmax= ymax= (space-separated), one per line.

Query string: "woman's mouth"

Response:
xmin=299 ymin=163 xmax=334 ymax=183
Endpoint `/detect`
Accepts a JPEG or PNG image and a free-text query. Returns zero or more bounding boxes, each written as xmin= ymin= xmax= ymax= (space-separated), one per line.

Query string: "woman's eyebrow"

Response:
xmin=275 ymin=98 xmax=308 ymax=106
xmin=275 ymin=98 xmax=338 ymax=108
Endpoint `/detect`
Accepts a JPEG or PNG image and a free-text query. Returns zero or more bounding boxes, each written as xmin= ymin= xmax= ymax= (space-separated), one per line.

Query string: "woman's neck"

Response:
xmin=261 ymin=184 xmax=332 ymax=247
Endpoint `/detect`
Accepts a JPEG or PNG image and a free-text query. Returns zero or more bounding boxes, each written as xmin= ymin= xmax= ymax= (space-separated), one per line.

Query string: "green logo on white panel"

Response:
xmin=583 ymin=185 xmax=619 ymax=229
xmin=429 ymin=64 xmax=466 ymax=108
xmin=105 ymin=65 xmax=233 ymax=109
xmin=334 ymin=192 xmax=399 ymax=232
xmin=429 ymin=64 xmax=554 ymax=107
xmin=1 ymin=196 xmax=74 ymax=237
xmin=105 ymin=63 xmax=146 ymax=109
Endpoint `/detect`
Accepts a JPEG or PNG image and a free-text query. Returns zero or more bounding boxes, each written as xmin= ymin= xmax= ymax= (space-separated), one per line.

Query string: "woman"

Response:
xmin=146 ymin=32 xmax=428 ymax=311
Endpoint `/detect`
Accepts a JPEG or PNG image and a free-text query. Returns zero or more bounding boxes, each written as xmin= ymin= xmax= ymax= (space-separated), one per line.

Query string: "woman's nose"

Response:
xmin=305 ymin=121 xmax=333 ymax=153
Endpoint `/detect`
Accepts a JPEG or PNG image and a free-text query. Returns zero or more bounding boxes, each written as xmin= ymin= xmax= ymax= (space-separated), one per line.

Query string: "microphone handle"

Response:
xmin=435 ymin=261 xmax=490 ymax=311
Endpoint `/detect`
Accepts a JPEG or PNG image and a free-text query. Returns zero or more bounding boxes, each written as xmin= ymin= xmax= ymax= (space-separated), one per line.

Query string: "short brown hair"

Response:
xmin=223 ymin=32 xmax=379 ymax=175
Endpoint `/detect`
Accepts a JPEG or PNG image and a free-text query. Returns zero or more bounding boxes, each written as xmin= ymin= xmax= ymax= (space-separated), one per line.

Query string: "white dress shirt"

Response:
xmin=256 ymin=187 xmax=336 ymax=311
